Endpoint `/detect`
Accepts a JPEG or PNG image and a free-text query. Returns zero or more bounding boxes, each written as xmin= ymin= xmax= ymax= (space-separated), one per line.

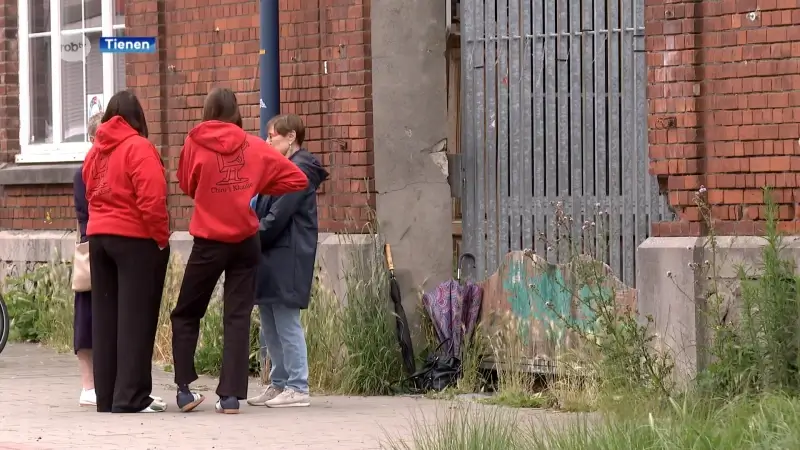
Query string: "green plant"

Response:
xmin=457 ymin=325 xmax=489 ymax=393
xmin=697 ymin=187 xmax=800 ymax=397
xmin=536 ymin=393 xmax=800 ymax=449
xmin=3 ymin=253 xmax=262 ymax=377
xmin=513 ymin=202 xmax=674 ymax=405
xmin=385 ymin=393 xmax=800 ymax=450
xmin=482 ymin=314 xmax=547 ymax=408
xmin=339 ymin=233 xmax=404 ymax=395
xmin=2 ymin=260 xmax=74 ymax=351
xmin=301 ymin=274 xmax=345 ymax=393
xmin=382 ymin=404 xmax=526 ymax=450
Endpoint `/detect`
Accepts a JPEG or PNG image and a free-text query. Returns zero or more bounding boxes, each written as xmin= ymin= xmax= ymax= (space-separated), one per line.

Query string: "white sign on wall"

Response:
xmin=61 ymin=34 xmax=92 ymax=63
xmin=87 ymin=94 xmax=104 ymax=119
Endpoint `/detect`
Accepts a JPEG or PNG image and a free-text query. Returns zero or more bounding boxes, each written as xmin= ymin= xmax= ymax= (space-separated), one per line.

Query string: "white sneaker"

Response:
xmin=79 ymin=389 xmax=96 ymax=407
xmin=246 ymin=385 xmax=284 ymax=406
xmin=265 ymin=388 xmax=310 ymax=408
xmin=139 ymin=397 xmax=167 ymax=413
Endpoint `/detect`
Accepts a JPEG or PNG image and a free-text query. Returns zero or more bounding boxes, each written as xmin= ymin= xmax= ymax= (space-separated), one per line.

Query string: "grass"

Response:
xmin=382 ymin=186 xmax=800 ymax=448
xmin=384 ymin=393 xmax=800 ymax=450
xmin=1 ymin=231 xmax=405 ymax=396
xmin=338 ymin=232 xmax=405 ymax=395
xmin=302 ymin=279 xmax=345 ymax=392
xmin=382 ymin=405 xmax=526 ymax=450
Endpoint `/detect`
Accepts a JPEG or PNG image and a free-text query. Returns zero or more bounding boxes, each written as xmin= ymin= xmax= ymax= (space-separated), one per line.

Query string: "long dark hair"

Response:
xmin=102 ymin=90 xmax=149 ymax=138
xmin=202 ymin=87 xmax=243 ymax=128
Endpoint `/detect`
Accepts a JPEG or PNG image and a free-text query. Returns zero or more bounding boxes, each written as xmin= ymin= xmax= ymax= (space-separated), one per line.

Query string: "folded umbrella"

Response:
xmin=384 ymin=244 xmax=416 ymax=377
xmin=421 ymin=253 xmax=483 ymax=360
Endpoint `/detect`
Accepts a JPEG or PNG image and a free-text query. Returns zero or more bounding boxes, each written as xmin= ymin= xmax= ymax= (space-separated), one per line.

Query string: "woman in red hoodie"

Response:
xmin=170 ymin=87 xmax=308 ymax=414
xmin=82 ymin=90 xmax=171 ymax=414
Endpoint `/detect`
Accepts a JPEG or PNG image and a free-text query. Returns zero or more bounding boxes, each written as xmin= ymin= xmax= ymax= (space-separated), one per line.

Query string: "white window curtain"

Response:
xmin=17 ymin=0 xmax=126 ymax=163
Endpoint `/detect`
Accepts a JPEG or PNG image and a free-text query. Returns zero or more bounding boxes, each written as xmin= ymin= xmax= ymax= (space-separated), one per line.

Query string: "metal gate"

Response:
xmin=459 ymin=0 xmax=671 ymax=286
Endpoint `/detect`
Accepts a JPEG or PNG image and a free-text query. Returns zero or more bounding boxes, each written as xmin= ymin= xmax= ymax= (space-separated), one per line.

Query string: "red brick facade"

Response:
xmin=0 ymin=0 xmax=374 ymax=233
xmin=0 ymin=0 xmax=18 ymax=166
xmin=647 ymin=0 xmax=800 ymax=237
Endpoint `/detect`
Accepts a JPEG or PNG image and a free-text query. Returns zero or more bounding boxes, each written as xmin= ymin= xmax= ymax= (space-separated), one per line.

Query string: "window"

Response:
xmin=17 ymin=0 xmax=126 ymax=163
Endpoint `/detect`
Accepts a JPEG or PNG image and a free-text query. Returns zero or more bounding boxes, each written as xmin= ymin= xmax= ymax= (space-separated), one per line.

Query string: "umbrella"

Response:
xmin=421 ymin=253 xmax=483 ymax=360
xmin=384 ymin=244 xmax=416 ymax=376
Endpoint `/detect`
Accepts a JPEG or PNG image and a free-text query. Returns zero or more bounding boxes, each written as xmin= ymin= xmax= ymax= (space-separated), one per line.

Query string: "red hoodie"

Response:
xmin=82 ymin=116 xmax=170 ymax=248
xmin=178 ymin=120 xmax=309 ymax=243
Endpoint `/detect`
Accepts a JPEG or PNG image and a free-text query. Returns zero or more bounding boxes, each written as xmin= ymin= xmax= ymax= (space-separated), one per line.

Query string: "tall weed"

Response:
xmin=2 ymin=260 xmax=73 ymax=351
xmin=382 ymin=405 xmax=525 ymax=450
xmin=3 ymin=234 xmax=405 ymax=396
xmin=339 ymin=233 xmax=404 ymax=395
xmin=301 ymin=277 xmax=345 ymax=392
xmin=698 ymin=188 xmax=800 ymax=397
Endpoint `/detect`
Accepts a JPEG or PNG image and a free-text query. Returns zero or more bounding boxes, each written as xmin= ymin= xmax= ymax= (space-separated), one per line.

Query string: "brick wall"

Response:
xmin=647 ymin=0 xmax=800 ymax=237
xmin=0 ymin=0 xmax=374 ymax=233
xmin=0 ymin=0 xmax=18 ymax=166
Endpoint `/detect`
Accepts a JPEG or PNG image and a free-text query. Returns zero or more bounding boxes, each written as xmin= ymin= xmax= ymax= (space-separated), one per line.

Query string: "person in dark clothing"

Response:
xmin=72 ymin=112 xmax=103 ymax=408
xmin=83 ymin=90 xmax=172 ymax=413
xmin=246 ymin=114 xmax=329 ymax=409
xmin=170 ymin=88 xmax=308 ymax=414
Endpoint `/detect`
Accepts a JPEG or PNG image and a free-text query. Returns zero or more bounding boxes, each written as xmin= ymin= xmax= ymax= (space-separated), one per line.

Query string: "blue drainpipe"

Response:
xmin=259 ymin=0 xmax=280 ymax=140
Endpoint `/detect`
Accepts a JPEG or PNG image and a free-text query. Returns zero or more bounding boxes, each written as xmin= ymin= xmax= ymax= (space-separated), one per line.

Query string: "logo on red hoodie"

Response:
xmin=90 ymin=153 xmax=111 ymax=196
xmin=215 ymin=140 xmax=250 ymax=188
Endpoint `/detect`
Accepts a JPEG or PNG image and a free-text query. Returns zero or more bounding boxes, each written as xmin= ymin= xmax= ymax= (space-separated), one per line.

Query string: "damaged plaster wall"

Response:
xmin=371 ymin=1 xmax=452 ymax=338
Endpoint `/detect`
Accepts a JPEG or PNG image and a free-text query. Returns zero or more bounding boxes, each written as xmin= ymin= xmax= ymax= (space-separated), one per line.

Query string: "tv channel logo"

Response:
xmin=99 ymin=37 xmax=156 ymax=54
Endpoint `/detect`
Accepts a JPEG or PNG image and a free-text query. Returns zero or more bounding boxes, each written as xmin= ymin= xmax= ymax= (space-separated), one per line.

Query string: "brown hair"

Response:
xmin=202 ymin=87 xmax=243 ymax=128
xmin=267 ymin=114 xmax=305 ymax=146
xmin=102 ymin=90 xmax=149 ymax=137
xmin=87 ymin=112 xmax=103 ymax=139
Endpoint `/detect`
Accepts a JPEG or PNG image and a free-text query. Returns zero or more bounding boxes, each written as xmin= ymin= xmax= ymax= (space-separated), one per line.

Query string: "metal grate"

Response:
xmin=459 ymin=0 xmax=671 ymax=286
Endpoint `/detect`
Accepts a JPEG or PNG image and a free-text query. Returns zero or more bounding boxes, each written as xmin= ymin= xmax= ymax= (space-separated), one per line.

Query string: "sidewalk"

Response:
xmin=0 ymin=343 xmax=575 ymax=449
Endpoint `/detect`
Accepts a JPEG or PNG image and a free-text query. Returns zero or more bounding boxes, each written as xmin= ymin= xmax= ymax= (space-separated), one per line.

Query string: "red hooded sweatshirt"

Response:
xmin=178 ymin=120 xmax=309 ymax=243
xmin=82 ymin=116 xmax=171 ymax=248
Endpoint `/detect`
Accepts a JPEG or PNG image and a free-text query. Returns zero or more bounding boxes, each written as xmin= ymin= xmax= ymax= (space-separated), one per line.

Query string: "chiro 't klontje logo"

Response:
xmin=61 ymin=34 xmax=91 ymax=63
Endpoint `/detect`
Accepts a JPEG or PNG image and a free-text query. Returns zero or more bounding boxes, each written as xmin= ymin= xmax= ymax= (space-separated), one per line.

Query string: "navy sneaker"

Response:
xmin=215 ymin=396 xmax=240 ymax=414
xmin=176 ymin=386 xmax=204 ymax=412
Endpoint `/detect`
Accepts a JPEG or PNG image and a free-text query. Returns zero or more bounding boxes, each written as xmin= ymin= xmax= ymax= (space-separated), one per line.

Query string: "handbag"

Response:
xmin=407 ymin=339 xmax=462 ymax=393
xmin=71 ymin=220 xmax=91 ymax=292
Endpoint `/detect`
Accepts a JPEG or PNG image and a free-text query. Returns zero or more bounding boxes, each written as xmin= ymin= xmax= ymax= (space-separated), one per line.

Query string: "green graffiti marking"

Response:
xmin=501 ymin=259 xmax=605 ymax=344
xmin=502 ymin=260 xmax=533 ymax=342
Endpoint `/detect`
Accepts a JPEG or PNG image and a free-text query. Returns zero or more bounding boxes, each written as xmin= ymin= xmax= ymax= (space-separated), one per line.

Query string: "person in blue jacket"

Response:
xmin=246 ymin=114 xmax=329 ymax=408
xmin=73 ymin=112 xmax=103 ymax=407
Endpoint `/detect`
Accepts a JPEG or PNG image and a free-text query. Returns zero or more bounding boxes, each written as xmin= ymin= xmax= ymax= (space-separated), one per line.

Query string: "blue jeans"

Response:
xmin=258 ymin=304 xmax=309 ymax=394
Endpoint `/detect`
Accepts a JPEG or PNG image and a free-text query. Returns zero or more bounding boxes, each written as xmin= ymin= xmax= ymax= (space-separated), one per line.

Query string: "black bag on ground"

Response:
xmin=408 ymin=339 xmax=461 ymax=392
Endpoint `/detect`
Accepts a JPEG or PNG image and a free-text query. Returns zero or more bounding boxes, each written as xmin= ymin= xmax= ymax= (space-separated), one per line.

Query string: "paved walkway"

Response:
xmin=0 ymin=343 xmax=576 ymax=450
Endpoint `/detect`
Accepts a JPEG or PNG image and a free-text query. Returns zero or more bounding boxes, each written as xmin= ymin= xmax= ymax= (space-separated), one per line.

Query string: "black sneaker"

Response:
xmin=176 ymin=386 xmax=204 ymax=412
xmin=215 ymin=396 xmax=240 ymax=414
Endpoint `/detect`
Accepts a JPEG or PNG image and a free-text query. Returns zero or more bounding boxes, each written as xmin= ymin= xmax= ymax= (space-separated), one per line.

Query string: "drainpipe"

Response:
xmin=259 ymin=0 xmax=280 ymax=140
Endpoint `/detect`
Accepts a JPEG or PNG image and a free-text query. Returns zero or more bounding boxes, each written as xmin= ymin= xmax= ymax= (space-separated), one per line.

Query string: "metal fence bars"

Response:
xmin=459 ymin=0 xmax=671 ymax=286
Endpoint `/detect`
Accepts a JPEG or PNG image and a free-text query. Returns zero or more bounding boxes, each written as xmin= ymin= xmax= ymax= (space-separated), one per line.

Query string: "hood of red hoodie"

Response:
xmin=187 ymin=120 xmax=248 ymax=155
xmin=94 ymin=116 xmax=140 ymax=153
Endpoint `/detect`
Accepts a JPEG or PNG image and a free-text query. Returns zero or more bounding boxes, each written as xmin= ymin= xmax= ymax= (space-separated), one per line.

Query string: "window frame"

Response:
xmin=17 ymin=0 xmax=124 ymax=164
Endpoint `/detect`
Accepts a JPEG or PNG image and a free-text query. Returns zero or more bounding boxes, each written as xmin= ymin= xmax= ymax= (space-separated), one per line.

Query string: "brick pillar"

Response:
xmin=647 ymin=0 xmax=800 ymax=237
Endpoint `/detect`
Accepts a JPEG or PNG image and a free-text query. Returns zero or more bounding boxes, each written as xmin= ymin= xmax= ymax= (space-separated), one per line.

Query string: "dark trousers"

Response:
xmin=170 ymin=234 xmax=260 ymax=399
xmin=89 ymin=235 xmax=169 ymax=413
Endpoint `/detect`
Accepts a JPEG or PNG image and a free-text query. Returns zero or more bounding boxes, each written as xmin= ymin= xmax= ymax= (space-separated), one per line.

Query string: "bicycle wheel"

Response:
xmin=0 ymin=294 xmax=8 ymax=355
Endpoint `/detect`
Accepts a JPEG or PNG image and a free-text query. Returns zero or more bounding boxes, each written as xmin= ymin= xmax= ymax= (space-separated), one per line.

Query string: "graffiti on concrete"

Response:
xmin=481 ymin=250 xmax=634 ymax=359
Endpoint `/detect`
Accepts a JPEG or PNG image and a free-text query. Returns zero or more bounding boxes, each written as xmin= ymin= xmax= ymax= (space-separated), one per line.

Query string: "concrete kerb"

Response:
xmin=0 ymin=230 xmax=376 ymax=304
xmin=637 ymin=235 xmax=800 ymax=386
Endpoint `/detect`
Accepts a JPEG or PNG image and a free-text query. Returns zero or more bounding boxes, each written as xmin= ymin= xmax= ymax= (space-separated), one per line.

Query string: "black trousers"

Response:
xmin=89 ymin=235 xmax=169 ymax=413
xmin=170 ymin=234 xmax=260 ymax=399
